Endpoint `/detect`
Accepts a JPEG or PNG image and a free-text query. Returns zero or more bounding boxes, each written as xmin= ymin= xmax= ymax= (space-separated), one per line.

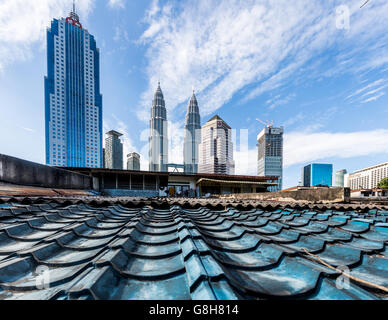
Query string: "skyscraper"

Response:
xmin=335 ymin=169 xmax=347 ymax=187
xmin=257 ymin=126 xmax=283 ymax=191
xmin=127 ymin=152 xmax=141 ymax=171
xmin=184 ymin=91 xmax=201 ymax=174
xmin=45 ymin=5 xmax=102 ymax=168
xmin=149 ymin=82 xmax=168 ymax=172
xmin=198 ymin=115 xmax=235 ymax=175
xmin=104 ymin=130 xmax=123 ymax=170
xmin=302 ymin=163 xmax=333 ymax=187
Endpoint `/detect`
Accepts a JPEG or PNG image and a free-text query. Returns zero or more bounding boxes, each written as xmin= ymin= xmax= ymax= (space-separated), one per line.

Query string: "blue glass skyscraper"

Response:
xmin=45 ymin=7 xmax=102 ymax=168
xmin=302 ymin=163 xmax=333 ymax=187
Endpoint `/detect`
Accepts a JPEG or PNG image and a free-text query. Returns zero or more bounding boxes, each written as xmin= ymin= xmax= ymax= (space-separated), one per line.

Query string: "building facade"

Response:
xmin=302 ymin=163 xmax=333 ymax=187
xmin=183 ymin=91 xmax=201 ymax=174
xmin=104 ymin=130 xmax=123 ymax=170
xmin=45 ymin=8 xmax=102 ymax=168
xmin=198 ymin=115 xmax=235 ymax=175
xmin=348 ymin=162 xmax=388 ymax=190
xmin=127 ymin=152 xmax=141 ymax=171
xmin=149 ymin=82 xmax=168 ymax=172
xmin=257 ymin=126 xmax=283 ymax=191
xmin=335 ymin=169 xmax=347 ymax=187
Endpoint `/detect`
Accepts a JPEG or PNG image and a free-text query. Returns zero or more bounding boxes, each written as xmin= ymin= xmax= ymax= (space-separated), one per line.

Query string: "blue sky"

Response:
xmin=0 ymin=0 xmax=387 ymax=189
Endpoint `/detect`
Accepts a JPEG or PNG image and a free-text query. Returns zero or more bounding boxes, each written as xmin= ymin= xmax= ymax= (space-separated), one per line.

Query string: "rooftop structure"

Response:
xmin=0 ymin=196 xmax=386 ymax=300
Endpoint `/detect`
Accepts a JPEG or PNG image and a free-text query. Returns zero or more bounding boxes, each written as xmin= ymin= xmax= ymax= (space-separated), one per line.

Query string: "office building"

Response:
xmin=104 ymin=130 xmax=123 ymax=170
xmin=335 ymin=169 xmax=347 ymax=187
xmin=302 ymin=163 xmax=333 ymax=187
xmin=149 ymin=82 xmax=168 ymax=172
xmin=198 ymin=115 xmax=235 ymax=175
xmin=183 ymin=91 xmax=201 ymax=174
xmin=127 ymin=152 xmax=141 ymax=171
xmin=348 ymin=162 xmax=388 ymax=190
xmin=257 ymin=126 xmax=283 ymax=191
xmin=45 ymin=5 xmax=102 ymax=168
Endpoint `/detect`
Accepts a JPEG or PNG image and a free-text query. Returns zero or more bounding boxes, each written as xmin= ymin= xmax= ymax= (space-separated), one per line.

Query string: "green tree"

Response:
xmin=377 ymin=177 xmax=388 ymax=189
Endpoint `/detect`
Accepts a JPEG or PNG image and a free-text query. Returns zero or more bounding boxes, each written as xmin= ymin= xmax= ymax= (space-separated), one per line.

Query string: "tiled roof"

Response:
xmin=0 ymin=196 xmax=387 ymax=300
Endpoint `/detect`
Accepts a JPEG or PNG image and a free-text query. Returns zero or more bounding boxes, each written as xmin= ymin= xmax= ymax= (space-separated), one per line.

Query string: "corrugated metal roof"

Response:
xmin=0 ymin=197 xmax=387 ymax=300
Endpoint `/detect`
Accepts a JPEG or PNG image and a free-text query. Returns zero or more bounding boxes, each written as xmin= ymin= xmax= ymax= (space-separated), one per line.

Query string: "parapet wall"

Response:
xmin=0 ymin=154 xmax=92 ymax=190
xmin=220 ymin=187 xmax=350 ymax=203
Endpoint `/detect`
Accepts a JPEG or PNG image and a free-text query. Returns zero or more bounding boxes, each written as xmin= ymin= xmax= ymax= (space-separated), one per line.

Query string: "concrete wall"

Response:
xmin=103 ymin=189 xmax=159 ymax=197
xmin=0 ymin=154 xmax=92 ymax=189
xmin=220 ymin=187 xmax=350 ymax=203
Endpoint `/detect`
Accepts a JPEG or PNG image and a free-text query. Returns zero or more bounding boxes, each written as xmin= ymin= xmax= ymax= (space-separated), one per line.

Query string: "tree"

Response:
xmin=377 ymin=177 xmax=388 ymax=189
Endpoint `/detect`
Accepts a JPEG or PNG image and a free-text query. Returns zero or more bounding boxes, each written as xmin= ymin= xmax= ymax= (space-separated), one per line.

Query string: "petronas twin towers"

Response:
xmin=149 ymin=83 xmax=201 ymax=173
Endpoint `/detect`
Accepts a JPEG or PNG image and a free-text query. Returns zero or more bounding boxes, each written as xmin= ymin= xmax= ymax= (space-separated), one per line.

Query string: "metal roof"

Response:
xmin=0 ymin=196 xmax=387 ymax=300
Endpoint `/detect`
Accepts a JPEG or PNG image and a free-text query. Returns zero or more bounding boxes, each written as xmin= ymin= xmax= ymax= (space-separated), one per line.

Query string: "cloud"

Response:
xmin=113 ymin=26 xmax=129 ymax=42
xmin=21 ymin=127 xmax=35 ymax=133
xmin=138 ymin=0 xmax=388 ymax=121
xmin=284 ymin=129 xmax=388 ymax=167
xmin=0 ymin=0 xmax=94 ymax=71
xmin=346 ymin=78 xmax=387 ymax=102
xmin=361 ymin=91 xmax=385 ymax=103
xmin=267 ymin=93 xmax=296 ymax=110
xmin=107 ymin=0 xmax=125 ymax=9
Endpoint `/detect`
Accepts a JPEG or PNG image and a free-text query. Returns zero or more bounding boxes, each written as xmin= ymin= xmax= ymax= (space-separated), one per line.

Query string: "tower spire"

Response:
xmin=73 ymin=0 xmax=75 ymax=14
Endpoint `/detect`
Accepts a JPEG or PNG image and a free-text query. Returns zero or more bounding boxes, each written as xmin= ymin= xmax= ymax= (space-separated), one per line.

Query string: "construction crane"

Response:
xmin=256 ymin=118 xmax=273 ymax=128
xmin=360 ymin=0 xmax=370 ymax=8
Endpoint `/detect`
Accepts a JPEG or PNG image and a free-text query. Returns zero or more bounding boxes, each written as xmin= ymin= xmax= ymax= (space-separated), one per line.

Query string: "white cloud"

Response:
xmin=107 ymin=0 xmax=125 ymax=9
xmin=346 ymin=78 xmax=387 ymax=101
xmin=0 ymin=0 xmax=94 ymax=71
xmin=21 ymin=127 xmax=35 ymax=133
xmin=284 ymin=129 xmax=388 ymax=167
xmin=139 ymin=0 xmax=388 ymax=121
xmin=361 ymin=92 xmax=385 ymax=103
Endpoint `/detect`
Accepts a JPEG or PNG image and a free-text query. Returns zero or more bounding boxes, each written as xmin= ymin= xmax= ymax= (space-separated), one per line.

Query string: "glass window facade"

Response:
xmin=302 ymin=164 xmax=333 ymax=187
xmin=45 ymin=14 xmax=102 ymax=168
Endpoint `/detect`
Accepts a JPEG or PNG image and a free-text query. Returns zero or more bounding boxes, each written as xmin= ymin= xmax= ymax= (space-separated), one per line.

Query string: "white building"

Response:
xmin=198 ymin=115 xmax=235 ymax=175
xmin=348 ymin=161 xmax=388 ymax=190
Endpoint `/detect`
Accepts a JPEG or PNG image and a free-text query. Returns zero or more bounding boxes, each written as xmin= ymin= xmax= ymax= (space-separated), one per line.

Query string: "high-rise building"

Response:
xmin=348 ymin=162 xmax=388 ymax=190
xmin=45 ymin=6 xmax=102 ymax=168
xmin=149 ymin=82 xmax=168 ymax=172
xmin=104 ymin=130 xmax=123 ymax=169
xmin=302 ymin=163 xmax=333 ymax=187
xmin=127 ymin=152 xmax=141 ymax=171
xmin=335 ymin=169 xmax=347 ymax=187
xmin=198 ymin=115 xmax=235 ymax=175
xmin=257 ymin=126 xmax=283 ymax=191
xmin=184 ymin=91 xmax=201 ymax=174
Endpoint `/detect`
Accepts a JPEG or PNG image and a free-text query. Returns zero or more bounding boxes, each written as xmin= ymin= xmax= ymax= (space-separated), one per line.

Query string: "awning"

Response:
xmin=196 ymin=178 xmax=278 ymax=186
